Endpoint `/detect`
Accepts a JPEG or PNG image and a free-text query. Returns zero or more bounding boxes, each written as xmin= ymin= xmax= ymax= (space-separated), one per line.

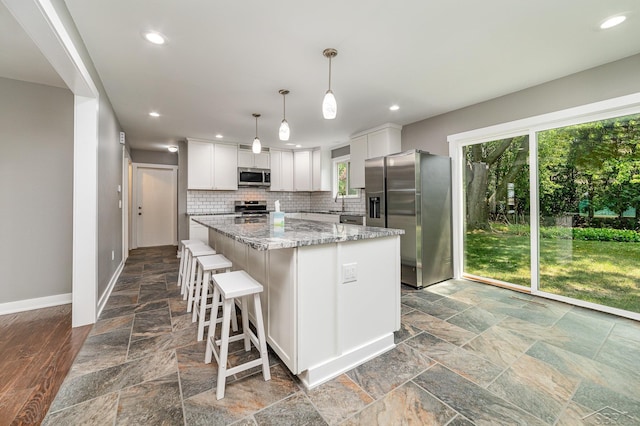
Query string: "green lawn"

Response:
xmin=465 ymin=228 xmax=640 ymax=314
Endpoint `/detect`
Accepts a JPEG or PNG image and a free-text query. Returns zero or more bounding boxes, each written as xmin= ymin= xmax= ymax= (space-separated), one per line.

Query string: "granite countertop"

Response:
xmin=193 ymin=216 xmax=403 ymax=251
xmin=187 ymin=211 xmax=366 ymax=217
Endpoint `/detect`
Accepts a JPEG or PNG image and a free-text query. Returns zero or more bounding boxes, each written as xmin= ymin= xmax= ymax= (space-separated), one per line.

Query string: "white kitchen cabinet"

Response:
xmin=349 ymin=124 xmax=402 ymax=188
xmin=312 ymin=149 xmax=331 ymax=191
xmin=187 ymin=139 xmax=238 ymax=190
xmin=270 ymin=149 xmax=294 ymax=191
xmin=238 ymin=148 xmax=270 ymax=169
xmin=187 ymin=140 xmax=214 ymax=189
xmin=294 ymin=150 xmax=312 ymax=191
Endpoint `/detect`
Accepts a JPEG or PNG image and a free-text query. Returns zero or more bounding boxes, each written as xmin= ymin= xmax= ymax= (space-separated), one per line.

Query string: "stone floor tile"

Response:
xmin=89 ymin=314 xmax=134 ymax=337
xmin=393 ymin=321 xmax=421 ymax=344
xmin=253 ymin=392 xmax=327 ymax=425
xmin=572 ymin=380 xmax=640 ymax=423
xmin=462 ymin=323 xmax=535 ymax=368
xmin=130 ymin=305 xmax=173 ymax=342
xmin=50 ymin=350 xmax=177 ymax=412
xmin=401 ymin=294 xmax=457 ymax=320
xmin=305 ymin=374 xmax=373 ymax=425
xmin=487 ymin=354 xmax=580 ymax=424
xmin=346 ymin=343 xmax=434 ymax=399
xmin=127 ymin=326 xmax=196 ymax=360
xmin=413 ymin=364 xmax=546 ymax=425
xmin=115 ymin=373 xmax=184 ymax=425
xmin=541 ymin=310 xmax=613 ymax=358
xmin=43 ymin=392 xmax=119 ymax=425
xmin=402 ymin=310 xmax=477 ymax=346
xmin=343 ymin=380 xmax=456 ymax=426
xmin=446 ymin=306 xmax=505 ymax=334
xmin=67 ymin=327 xmax=131 ymax=379
xmin=183 ymin=364 xmax=298 ymax=426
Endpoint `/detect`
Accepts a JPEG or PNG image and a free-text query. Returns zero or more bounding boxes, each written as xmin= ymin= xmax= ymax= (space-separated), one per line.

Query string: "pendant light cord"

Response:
xmin=283 ymin=94 xmax=286 ymax=120
xmin=327 ymin=55 xmax=332 ymax=91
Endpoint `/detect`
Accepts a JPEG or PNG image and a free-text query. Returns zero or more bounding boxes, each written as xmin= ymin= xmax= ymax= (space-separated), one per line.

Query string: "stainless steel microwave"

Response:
xmin=238 ymin=167 xmax=271 ymax=187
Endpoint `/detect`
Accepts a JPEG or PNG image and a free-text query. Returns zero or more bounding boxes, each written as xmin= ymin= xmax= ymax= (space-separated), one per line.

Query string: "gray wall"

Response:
xmin=402 ymin=54 xmax=640 ymax=155
xmin=51 ymin=0 xmax=124 ymax=301
xmin=131 ymin=149 xmax=178 ymax=166
xmin=0 ymin=77 xmax=74 ymax=303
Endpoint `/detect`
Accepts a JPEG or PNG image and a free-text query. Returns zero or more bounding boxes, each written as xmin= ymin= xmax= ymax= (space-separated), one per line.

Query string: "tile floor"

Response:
xmin=44 ymin=245 xmax=640 ymax=425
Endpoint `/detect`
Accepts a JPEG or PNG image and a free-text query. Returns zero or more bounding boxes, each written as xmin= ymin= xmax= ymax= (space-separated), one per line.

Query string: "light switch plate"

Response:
xmin=342 ymin=263 xmax=357 ymax=283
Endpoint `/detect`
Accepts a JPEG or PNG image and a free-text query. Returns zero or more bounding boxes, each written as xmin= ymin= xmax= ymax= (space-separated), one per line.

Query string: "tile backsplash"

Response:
xmin=187 ymin=188 xmax=365 ymax=215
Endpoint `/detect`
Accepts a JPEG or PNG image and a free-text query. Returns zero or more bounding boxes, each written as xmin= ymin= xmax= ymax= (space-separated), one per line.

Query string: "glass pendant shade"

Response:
xmin=279 ymin=119 xmax=290 ymax=141
xmin=322 ymin=90 xmax=337 ymax=120
xmin=252 ymin=137 xmax=261 ymax=154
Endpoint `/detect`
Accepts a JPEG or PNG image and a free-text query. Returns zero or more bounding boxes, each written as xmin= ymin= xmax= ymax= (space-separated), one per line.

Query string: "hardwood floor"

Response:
xmin=0 ymin=304 xmax=91 ymax=426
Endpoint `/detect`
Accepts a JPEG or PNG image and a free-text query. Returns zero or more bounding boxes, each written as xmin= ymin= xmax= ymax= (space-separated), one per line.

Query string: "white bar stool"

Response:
xmin=204 ymin=270 xmax=270 ymax=400
xmin=184 ymin=244 xmax=217 ymax=312
xmin=179 ymin=241 xmax=211 ymax=296
xmin=192 ymin=254 xmax=236 ymax=341
xmin=176 ymin=239 xmax=202 ymax=290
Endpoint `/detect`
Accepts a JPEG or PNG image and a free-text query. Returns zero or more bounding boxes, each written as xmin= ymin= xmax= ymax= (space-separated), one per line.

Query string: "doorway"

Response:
xmin=132 ymin=163 xmax=177 ymax=248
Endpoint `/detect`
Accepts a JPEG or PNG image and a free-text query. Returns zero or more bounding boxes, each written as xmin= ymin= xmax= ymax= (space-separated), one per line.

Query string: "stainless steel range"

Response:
xmin=234 ymin=200 xmax=268 ymax=215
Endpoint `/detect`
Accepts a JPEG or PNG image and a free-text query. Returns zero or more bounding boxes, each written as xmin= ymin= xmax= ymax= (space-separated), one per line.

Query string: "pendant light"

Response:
xmin=252 ymin=113 xmax=262 ymax=154
xmin=322 ymin=48 xmax=338 ymax=119
xmin=278 ymin=89 xmax=290 ymax=141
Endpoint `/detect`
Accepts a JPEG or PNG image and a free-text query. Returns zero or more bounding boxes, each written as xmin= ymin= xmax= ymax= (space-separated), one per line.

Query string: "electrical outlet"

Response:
xmin=342 ymin=263 xmax=357 ymax=283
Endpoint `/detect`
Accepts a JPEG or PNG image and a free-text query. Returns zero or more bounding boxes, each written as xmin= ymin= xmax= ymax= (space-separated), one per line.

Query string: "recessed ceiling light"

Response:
xmin=168 ymin=146 xmax=178 ymax=153
xmin=215 ymin=134 xmax=223 ymax=139
xmin=295 ymin=144 xmax=302 ymax=148
xmin=144 ymin=31 xmax=166 ymax=45
xmin=149 ymin=111 xmax=160 ymax=117
xmin=600 ymin=15 xmax=626 ymax=29
xmin=285 ymin=143 xmax=295 ymax=146
xmin=389 ymin=105 xmax=400 ymax=111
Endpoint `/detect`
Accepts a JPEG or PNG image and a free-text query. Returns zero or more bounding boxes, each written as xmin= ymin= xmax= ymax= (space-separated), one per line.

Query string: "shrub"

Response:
xmin=492 ymin=223 xmax=640 ymax=242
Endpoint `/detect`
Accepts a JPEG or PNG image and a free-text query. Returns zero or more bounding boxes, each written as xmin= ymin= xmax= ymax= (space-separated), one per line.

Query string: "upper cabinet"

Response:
xmin=293 ymin=150 xmax=312 ymax=191
xmin=238 ymin=146 xmax=270 ymax=169
xmin=350 ymin=123 xmax=402 ymax=188
xmin=312 ymin=148 xmax=331 ymax=191
xmin=270 ymin=149 xmax=294 ymax=191
xmin=187 ymin=138 xmax=238 ymax=190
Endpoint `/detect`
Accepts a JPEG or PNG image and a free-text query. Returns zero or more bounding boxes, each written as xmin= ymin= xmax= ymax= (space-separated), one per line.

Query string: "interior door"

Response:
xmin=136 ymin=166 xmax=177 ymax=247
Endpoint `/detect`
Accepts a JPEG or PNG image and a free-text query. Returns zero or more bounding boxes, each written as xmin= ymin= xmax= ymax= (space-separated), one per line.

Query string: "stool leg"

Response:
xmin=185 ymin=256 xmax=198 ymax=306
xmin=216 ymin=298 xmax=233 ymax=400
xmin=191 ymin=263 xmax=203 ymax=321
xmin=253 ymin=293 xmax=271 ymax=381
xmin=240 ymin=296 xmax=251 ymax=352
xmin=177 ymin=244 xmax=186 ymax=288
xmin=197 ymin=270 xmax=211 ymax=340
xmin=181 ymin=250 xmax=192 ymax=297
xmin=227 ymin=267 xmax=239 ymax=332
xmin=204 ymin=285 xmax=220 ymax=364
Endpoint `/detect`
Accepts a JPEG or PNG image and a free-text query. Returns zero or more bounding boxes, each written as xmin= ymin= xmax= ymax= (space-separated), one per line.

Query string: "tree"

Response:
xmin=465 ymin=136 xmax=529 ymax=229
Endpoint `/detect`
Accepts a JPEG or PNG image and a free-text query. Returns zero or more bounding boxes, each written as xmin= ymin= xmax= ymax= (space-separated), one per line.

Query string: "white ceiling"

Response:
xmin=4 ymin=1 xmax=640 ymax=151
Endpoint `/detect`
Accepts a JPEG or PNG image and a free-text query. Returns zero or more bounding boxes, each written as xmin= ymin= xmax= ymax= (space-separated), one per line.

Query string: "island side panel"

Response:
xmin=297 ymin=244 xmax=338 ymax=371
xmin=266 ymin=248 xmax=298 ymax=373
xmin=337 ymin=236 xmax=400 ymax=351
xmin=297 ymin=235 xmax=401 ymax=378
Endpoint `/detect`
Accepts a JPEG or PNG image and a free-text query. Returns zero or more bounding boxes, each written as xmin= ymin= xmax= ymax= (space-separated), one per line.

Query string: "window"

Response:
xmin=333 ymin=155 xmax=358 ymax=198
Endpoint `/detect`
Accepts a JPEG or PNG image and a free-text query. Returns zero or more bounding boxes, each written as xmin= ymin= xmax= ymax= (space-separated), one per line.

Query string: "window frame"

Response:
xmin=332 ymin=154 xmax=359 ymax=199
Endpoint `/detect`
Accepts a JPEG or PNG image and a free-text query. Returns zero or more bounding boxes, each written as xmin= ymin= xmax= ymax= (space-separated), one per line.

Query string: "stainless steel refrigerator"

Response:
xmin=365 ymin=150 xmax=453 ymax=288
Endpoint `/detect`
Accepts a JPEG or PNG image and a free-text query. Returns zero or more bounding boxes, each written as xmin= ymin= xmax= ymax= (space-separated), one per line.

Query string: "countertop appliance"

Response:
xmin=365 ymin=150 xmax=452 ymax=288
xmin=238 ymin=167 xmax=271 ymax=187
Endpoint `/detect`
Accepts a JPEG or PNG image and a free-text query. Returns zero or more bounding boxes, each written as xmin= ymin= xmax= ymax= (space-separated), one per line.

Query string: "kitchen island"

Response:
xmin=193 ymin=216 xmax=403 ymax=389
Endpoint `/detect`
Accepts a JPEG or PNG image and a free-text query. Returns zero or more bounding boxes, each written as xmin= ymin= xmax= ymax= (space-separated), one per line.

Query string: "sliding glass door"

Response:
xmin=537 ymin=114 xmax=640 ymax=314
xmin=463 ymin=135 xmax=531 ymax=288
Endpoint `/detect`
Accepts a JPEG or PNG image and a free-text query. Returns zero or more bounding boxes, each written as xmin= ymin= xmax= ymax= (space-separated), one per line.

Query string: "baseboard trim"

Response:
xmin=0 ymin=293 xmax=72 ymax=316
xmin=96 ymin=261 xmax=125 ymax=319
